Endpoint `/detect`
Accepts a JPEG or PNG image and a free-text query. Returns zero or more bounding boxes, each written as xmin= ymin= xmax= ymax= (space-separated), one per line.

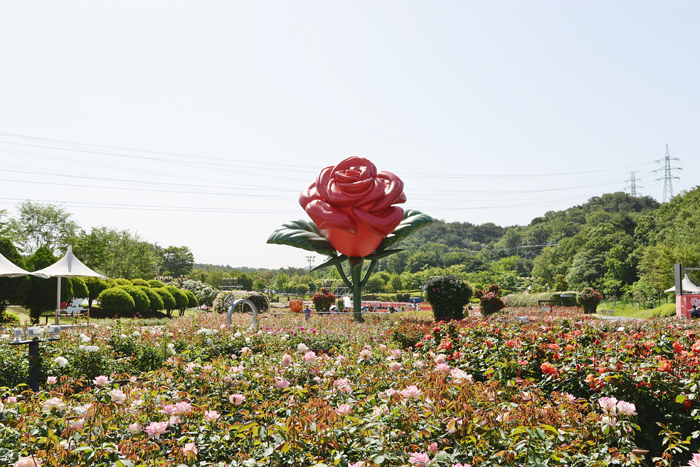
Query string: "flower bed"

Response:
xmin=0 ymin=309 xmax=699 ymax=465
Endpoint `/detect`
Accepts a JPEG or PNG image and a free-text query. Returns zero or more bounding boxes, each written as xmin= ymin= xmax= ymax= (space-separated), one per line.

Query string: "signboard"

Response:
xmin=675 ymin=263 xmax=683 ymax=296
xmin=677 ymin=294 xmax=700 ymax=319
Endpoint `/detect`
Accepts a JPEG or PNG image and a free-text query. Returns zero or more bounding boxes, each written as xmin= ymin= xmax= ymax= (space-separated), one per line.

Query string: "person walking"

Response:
xmin=303 ymin=305 xmax=311 ymax=320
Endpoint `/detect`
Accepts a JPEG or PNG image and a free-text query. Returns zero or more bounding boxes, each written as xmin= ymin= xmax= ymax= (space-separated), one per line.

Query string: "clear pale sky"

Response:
xmin=1 ymin=2 xmax=698 ymax=269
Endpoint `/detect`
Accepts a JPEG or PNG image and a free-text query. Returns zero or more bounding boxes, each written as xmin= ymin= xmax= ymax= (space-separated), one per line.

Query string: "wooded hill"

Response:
xmin=377 ymin=188 xmax=700 ymax=302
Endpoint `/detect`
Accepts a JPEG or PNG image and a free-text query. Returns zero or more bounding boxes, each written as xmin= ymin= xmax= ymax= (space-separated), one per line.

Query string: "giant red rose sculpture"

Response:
xmin=299 ymin=157 xmax=406 ymax=257
xmin=268 ymin=156 xmax=433 ymax=321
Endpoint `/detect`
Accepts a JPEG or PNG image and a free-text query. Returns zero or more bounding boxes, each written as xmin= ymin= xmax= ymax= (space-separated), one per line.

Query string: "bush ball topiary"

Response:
xmin=118 ymin=285 xmax=150 ymax=316
xmin=166 ymin=286 xmax=189 ymax=316
xmin=424 ymin=275 xmax=473 ymax=322
xmin=138 ymin=286 xmax=164 ymax=314
xmin=184 ymin=289 xmax=198 ymax=308
xmin=131 ymin=278 xmax=150 ymax=287
xmin=113 ymin=278 xmax=132 ymax=286
xmin=155 ymin=288 xmax=177 ymax=316
xmin=98 ymin=288 xmax=135 ymax=316
xmin=148 ymin=279 xmax=165 ymax=288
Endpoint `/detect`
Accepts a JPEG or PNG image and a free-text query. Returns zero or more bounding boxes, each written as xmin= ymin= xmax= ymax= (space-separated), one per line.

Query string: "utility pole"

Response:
xmin=653 ymin=144 xmax=682 ymax=203
xmin=305 ymin=255 xmax=315 ymax=275
xmin=626 ymin=171 xmax=642 ymax=197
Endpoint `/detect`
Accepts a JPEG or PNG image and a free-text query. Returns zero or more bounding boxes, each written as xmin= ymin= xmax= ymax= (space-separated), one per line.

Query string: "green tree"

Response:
xmin=101 ymin=230 xmax=158 ymax=279
xmin=8 ymin=201 xmax=80 ymax=255
xmin=70 ymin=277 xmax=89 ymax=299
xmin=83 ymin=277 xmax=109 ymax=313
xmin=158 ymin=246 xmax=195 ymax=277
xmin=390 ymin=274 xmax=403 ymax=292
xmin=365 ymin=276 xmax=386 ymax=293
xmin=0 ymin=237 xmax=27 ymax=314
xmin=24 ymin=246 xmax=72 ymax=323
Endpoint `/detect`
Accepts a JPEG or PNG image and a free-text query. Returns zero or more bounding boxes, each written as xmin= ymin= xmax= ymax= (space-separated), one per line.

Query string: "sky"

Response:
xmin=1 ymin=1 xmax=699 ymax=269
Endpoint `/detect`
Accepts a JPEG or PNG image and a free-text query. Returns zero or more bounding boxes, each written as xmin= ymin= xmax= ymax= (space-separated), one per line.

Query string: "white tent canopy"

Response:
xmin=664 ymin=274 xmax=700 ymax=294
xmin=0 ymin=252 xmax=47 ymax=278
xmin=32 ymin=245 xmax=107 ymax=324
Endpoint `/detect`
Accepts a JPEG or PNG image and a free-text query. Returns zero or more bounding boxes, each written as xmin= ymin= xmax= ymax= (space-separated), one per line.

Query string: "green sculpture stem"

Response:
xmin=334 ymin=258 xmax=377 ymax=322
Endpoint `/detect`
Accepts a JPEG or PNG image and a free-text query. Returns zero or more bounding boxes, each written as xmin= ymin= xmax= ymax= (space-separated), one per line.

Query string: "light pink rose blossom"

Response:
xmin=92 ymin=375 xmax=110 ymax=387
xmin=616 ymin=400 xmax=637 ymax=416
xmin=109 ymin=389 xmax=127 ymax=404
xmin=686 ymin=453 xmax=700 ymax=467
xmin=12 ymin=456 xmax=42 ymax=467
xmin=281 ymin=354 xmax=293 ymax=366
xmin=303 ymin=351 xmax=317 ymax=363
xmin=389 ymin=362 xmax=402 ymax=372
xmin=335 ymin=404 xmax=352 ymax=416
xmin=145 ymin=421 xmax=169 ymax=438
xmin=205 ymin=410 xmax=220 ymax=422
xmin=275 ymin=378 xmax=291 ymax=390
xmin=229 ymin=394 xmax=245 ymax=405
xmin=128 ymin=423 xmax=142 ymax=433
xmin=182 ymin=442 xmax=198 ymax=459
xmin=47 ymin=376 xmax=57 ymax=385
xmin=408 ymin=452 xmax=431 ymax=466
xmin=401 ymin=385 xmax=422 ymax=398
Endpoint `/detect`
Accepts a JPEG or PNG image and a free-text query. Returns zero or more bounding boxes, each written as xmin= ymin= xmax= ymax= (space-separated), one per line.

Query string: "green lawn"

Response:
xmin=595 ymin=300 xmax=676 ymax=319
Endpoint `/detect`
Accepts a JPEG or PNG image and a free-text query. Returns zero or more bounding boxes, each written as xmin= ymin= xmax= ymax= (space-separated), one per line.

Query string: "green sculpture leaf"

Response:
xmin=267 ymin=220 xmax=338 ymax=257
xmin=364 ymin=249 xmax=403 ymax=261
xmin=312 ymin=254 xmax=348 ymax=271
xmin=376 ymin=209 xmax=434 ymax=251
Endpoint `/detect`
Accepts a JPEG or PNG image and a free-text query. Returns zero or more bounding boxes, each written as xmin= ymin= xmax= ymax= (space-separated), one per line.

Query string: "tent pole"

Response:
xmin=55 ymin=277 xmax=61 ymax=325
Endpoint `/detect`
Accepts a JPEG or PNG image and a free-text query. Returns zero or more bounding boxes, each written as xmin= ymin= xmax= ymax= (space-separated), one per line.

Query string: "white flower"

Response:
xmin=450 ymin=368 xmax=472 ymax=384
xmin=0 ymin=401 xmax=4 ymax=412
xmin=234 ymin=331 xmax=242 ymax=338
xmin=54 ymin=356 xmax=68 ymax=368
xmin=86 ymin=345 xmax=99 ymax=352
xmin=133 ymin=331 xmax=140 ymax=337
xmin=245 ymin=337 xmax=251 ymax=344
xmin=297 ymin=343 xmax=309 ymax=354
xmin=42 ymin=397 xmax=67 ymax=412
xmin=120 ymin=334 xmax=128 ymax=339
xmin=0 ymin=334 xmax=11 ymax=340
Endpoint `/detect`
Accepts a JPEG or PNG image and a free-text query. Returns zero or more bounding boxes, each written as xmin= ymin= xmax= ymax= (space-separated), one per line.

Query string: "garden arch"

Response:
xmin=226 ymin=298 xmax=259 ymax=330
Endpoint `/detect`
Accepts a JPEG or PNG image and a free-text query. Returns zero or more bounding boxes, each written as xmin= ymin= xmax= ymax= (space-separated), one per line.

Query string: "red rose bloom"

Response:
xmin=299 ymin=156 xmax=406 ymax=257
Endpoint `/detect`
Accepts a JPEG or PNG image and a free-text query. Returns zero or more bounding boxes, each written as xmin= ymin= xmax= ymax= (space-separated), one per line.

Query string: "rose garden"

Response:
xmin=1 ymin=158 xmax=700 ymax=466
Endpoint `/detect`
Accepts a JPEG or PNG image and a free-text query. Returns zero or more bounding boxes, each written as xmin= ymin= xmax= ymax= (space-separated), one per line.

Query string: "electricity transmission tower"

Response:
xmin=653 ymin=144 xmax=682 ymax=203
xmin=626 ymin=171 xmax=642 ymax=197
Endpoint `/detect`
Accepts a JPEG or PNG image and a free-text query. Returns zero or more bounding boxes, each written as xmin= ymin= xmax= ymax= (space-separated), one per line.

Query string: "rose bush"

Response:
xmin=299 ymin=156 xmax=407 ymax=257
xmin=3 ymin=310 xmax=700 ymax=465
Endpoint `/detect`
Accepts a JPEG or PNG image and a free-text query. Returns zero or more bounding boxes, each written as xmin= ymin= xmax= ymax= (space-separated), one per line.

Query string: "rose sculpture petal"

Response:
xmin=299 ymin=156 xmax=407 ymax=257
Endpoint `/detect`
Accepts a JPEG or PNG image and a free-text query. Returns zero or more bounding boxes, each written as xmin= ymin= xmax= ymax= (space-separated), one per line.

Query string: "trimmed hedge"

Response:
xmin=97 ymin=288 xmax=135 ymax=315
xmin=184 ymin=289 xmax=198 ymax=308
xmin=155 ymin=288 xmax=177 ymax=315
xmin=118 ymin=285 xmax=150 ymax=316
xmin=138 ymin=286 xmax=164 ymax=313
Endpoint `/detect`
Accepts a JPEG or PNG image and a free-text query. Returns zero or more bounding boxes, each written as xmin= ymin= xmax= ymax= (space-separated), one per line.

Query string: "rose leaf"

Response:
xmin=376 ymin=209 xmax=434 ymax=251
xmin=267 ymin=220 xmax=338 ymax=256
xmin=312 ymin=254 xmax=348 ymax=271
